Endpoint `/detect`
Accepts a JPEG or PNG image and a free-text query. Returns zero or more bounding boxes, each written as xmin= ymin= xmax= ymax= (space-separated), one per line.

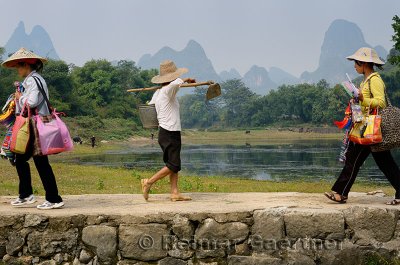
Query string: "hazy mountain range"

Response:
xmin=137 ymin=19 xmax=388 ymax=95
xmin=138 ymin=40 xmax=221 ymax=83
xmin=3 ymin=21 xmax=60 ymax=60
xmin=300 ymin=19 xmax=388 ymax=84
xmin=2 ymin=20 xmax=389 ymax=95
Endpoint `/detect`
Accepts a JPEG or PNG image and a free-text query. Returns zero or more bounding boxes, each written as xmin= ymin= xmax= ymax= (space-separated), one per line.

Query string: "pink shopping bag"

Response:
xmin=31 ymin=75 xmax=74 ymax=155
xmin=55 ymin=112 xmax=73 ymax=151
xmin=35 ymin=111 xmax=73 ymax=155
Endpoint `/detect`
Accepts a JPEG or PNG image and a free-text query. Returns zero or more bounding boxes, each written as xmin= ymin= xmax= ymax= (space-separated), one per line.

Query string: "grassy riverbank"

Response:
xmin=1 ymin=129 xmax=391 ymax=197
xmin=60 ymin=128 xmax=343 ymax=153
xmin=60 ymin=121 xmax=343 ymax=146
xmin=181 ymin=129 xmax=342 ymax=144
xmin=0 ymin=159 xmax=395 ymax=197
xmin=126 ymin=128 xmax=343 ymax=146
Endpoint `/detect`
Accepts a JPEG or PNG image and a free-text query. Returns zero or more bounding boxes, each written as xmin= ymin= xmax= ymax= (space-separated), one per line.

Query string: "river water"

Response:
xmin=60 ymin=139 xmax=400 ymax=183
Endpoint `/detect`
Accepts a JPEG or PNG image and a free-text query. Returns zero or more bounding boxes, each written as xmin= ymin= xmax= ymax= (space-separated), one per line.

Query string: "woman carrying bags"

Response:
xmin=2 ymin=48 xmax=64 ymax=210
xmin=140 ymin=60 xmax=195 ymax=202
xmin=325 ymin=47 xmax=400 ymax=205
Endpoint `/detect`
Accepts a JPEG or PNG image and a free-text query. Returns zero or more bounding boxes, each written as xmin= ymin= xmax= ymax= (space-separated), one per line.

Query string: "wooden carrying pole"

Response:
xmin=126 ymin=81 xmax=214 ymax=93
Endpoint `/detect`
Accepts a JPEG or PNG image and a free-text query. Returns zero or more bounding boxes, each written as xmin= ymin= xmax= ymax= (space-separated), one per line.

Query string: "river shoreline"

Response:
xmin=0 ymin=159 xmax=394 ymax=197
xmin=127 ymin=129 xmax=343 ymax=146
xmin=1 ymin=129 xmax=392 ymax=197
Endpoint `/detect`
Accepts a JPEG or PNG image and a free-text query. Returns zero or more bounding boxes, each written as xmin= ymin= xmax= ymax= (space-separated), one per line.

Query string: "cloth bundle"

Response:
xmin=0 ymin=95 xmax=16 ymax=127
xmin=0 ymin=94 xmax=17 ymax=164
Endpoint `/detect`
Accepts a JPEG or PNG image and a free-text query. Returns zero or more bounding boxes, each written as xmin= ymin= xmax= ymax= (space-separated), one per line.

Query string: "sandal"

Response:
xmin=141 ymin=179 xmax=152 ymax=201
xmin=324 ymin=192 xmax=348 ymax=204
xmin=170 ymin=194 xmax=192 ymax=202
xmin=386 ymin=199 xmax=400 ymax=206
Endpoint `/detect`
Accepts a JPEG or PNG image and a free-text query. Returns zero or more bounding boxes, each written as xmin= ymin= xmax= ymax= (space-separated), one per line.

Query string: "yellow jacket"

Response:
xmin=359 ymin=72 xmax=386 ymax=114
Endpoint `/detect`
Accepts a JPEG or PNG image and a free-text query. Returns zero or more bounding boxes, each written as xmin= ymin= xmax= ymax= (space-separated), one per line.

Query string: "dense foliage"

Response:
xmin=389 ymin=15 xmax=400 ymax=66
xmin=180 ymin=66 xmax=400 ymax=129
xmin=0 ymin=52 xmax=158 ymax=139
xmin=182 ymin=15 xmax=400 ymax=129
xmin=1 ymin=48 xmax=400 ymax=133
xmin=0 ymin=14 xmax=399 ymax=136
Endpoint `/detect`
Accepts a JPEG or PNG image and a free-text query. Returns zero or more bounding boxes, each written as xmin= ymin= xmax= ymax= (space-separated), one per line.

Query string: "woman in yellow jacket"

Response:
xmin=325 ymin=47 xmax=400 ymax=205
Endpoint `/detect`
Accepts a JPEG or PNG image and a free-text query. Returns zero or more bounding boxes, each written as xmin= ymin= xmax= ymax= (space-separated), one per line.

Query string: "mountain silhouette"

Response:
xmin=220 ymin=68 xmax=242 ymax=81
xmin=3 ymin=20 xmax=389 ymax=93
xmin=300 ymin=19 xmax=388 ymax=85
xmin=138 ymin=40 xmax=221 ymax=83
xmin=242 ymin=65 xmax=277 ymax=95
xmin=4 ymin=21 xmax=60 ymax=60
xmin=269 ymin=67 xmax=299 ymax=86
xmin=138 ymin=40 xmax=223 ymax=96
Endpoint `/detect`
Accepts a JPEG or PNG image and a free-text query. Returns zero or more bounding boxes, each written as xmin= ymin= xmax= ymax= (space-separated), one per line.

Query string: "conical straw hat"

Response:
xmin=346 ymin=47 xmax=385 ymax=65
xmin=2 ymin=47 xmax=48 ymax=68
xmin=151 ymin=60 xmax=188 ymax=84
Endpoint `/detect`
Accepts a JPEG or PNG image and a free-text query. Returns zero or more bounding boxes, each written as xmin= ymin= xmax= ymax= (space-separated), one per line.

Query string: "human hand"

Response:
xmin=15 ymin=91 xmax=21 ymax=100
xmin=358 ymin=89 xmax=364 ymax=101
xmin=184 ymin=78 xmax=196 ymax=83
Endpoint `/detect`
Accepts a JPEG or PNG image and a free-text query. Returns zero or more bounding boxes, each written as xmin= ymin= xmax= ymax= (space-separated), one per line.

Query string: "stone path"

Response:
xmin=0 ymin=192 xmax=395 ymax=216
xmin=1 ymin=192 xmax=399 ymax=264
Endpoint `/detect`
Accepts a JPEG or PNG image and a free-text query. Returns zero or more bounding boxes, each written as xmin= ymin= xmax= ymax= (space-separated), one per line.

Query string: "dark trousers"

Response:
xmin=158 ymin=127 xmax=182 ymax=173
xmin=15 ymin=131 xmax=62 ymax=203
xmin=332 ymin=142 xmax=400 ymax=198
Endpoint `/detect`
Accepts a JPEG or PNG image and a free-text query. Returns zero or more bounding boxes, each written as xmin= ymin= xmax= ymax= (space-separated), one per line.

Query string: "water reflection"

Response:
xmin=60 ymin=140 xmax=400 ymax=183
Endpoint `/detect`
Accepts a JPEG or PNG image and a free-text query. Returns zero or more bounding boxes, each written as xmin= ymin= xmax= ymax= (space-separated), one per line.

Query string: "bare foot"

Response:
xmin=141 ymin=179 xmax=152 ymax=201
xmin=171 ymin=194 xmax=192 ymax=202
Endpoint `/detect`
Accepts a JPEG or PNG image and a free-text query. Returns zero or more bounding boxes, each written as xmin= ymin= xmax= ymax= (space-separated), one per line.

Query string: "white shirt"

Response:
xmin=17 ymin=71 xmax=51 ymax=116
xmin=149 ymin=78 xmax=183 ymax=132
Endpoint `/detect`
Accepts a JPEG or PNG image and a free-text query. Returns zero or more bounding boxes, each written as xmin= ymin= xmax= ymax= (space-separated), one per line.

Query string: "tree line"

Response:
xmin=0 ymin=54 xmax=157 ymax=124
xmin=180 ymin=65 xmax=400 ymax=129
xmin=181 ymin=16 xmax=400 ymax=129
xmin=0 ymin=50 xmax=400 ymax=132
xmin=0 ymin=16 xmax=399 ymax=133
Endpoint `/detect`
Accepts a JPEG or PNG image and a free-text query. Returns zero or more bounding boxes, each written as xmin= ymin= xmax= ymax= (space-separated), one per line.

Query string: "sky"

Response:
xmin=0 ymin=0 xmax=399 ymax=77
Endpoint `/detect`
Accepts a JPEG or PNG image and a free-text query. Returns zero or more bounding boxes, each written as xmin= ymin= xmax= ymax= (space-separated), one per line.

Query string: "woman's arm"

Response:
xmin=360 ymin=77 xmax=386 ymax=109
xmin=19 ymin=77 xmax=44 ymax=108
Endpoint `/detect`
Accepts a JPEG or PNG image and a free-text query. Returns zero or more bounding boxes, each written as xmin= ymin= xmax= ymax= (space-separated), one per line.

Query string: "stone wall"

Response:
xmin=1 ymin=206 xmax=400 ymax=265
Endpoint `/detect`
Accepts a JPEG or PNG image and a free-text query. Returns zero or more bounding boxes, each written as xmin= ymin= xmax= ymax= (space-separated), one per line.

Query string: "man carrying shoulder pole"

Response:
xmin=140 ymin=60 xmax=195 ymax=202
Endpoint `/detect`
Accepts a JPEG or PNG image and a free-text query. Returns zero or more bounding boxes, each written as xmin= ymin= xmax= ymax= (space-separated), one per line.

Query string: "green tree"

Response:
xmin=219 ymin=79 xmax=258 ymax=127
xmin=70 ymin=59 xmax=156 ymax=119
xmin=41 ymin=60 xmax=75 ymax=112
xmin=0 ymin=47 xmax=4 ymax=62
xmin=0 ymin=47 xmax=19 ymax=101
xmin=71 ymin=59 xmax=115 ymax=107
xmin=381 ymin=70 xmax=400 ymax=107
xmin=389 ymin=15 xmax=400 ymax=66
xmin=180 ymin=88 xmax=220 ymax=128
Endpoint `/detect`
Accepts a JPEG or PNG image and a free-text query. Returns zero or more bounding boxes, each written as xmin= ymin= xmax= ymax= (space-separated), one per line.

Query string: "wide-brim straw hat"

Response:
xmin=151 ymin=60 xmax=188 ymax=84
xmin=2 ymin=47 xmax=48 ymax=68
xmin=346 ymin=47 xmax=385 ymax=65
